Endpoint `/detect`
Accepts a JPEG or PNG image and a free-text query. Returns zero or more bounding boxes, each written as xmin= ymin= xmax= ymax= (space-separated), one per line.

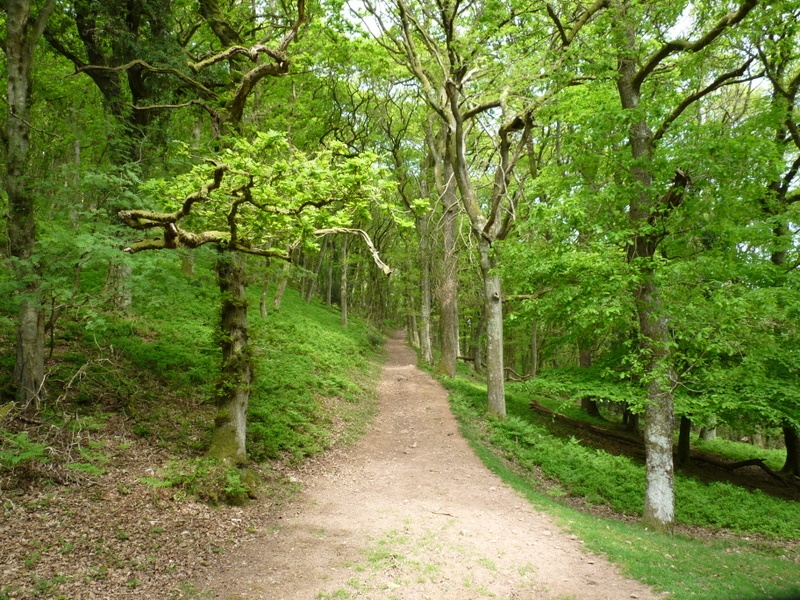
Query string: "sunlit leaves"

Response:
xmin=138 ymin=131 xmax=392 ymax=252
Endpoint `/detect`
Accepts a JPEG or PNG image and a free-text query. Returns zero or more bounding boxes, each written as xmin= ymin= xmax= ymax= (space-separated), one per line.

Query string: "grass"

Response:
xmin=246 ymin=283 xmax=383 ymax=462
xmin=441 ymin=374 xmax=800 ymax=600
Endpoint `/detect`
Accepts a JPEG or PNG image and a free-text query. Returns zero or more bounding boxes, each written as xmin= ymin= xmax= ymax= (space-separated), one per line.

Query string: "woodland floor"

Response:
xmin=4 ymin=332 xmax=794 ymax=598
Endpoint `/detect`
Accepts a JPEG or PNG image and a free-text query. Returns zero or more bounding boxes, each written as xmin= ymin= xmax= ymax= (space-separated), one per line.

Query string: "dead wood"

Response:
xmin=530 ymin=398 xmax=798 ymax=488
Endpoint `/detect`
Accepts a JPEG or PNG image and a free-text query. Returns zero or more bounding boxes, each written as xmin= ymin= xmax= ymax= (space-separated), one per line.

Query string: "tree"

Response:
xmin=608 ymin=0 xmax=757 ymax=530
xmin=356 ymin=0 xmax=608 ymax=415
xmin=4 ymin=0 xmax=57 ymax=407
xmin=118 ymin=133 xmax=392 ymax=464
xmin=751 ymin=5 xmax=800 ymax=476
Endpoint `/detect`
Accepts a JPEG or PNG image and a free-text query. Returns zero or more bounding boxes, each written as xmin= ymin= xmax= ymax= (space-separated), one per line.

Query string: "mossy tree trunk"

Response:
xmin=7 ymin=0 xmax=56 ymax=408
xmin=208 ymin=252 xmax=252 ymax=465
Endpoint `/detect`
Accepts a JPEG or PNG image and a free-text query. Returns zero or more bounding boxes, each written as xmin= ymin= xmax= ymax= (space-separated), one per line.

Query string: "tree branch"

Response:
xmin=314 ymin=228 xmax=394 ymax=276
xmin=633 ymin=0 xmax=757 ymax=90
xmin=462 ymin=99 xmax=502 ymax=121
xmin=652 ymin=58 xmax=757 ymax=143
xmin=28 ymin=0 xmax=57 ymax=51
xmin=118 ymin=162 xmax=229 ymax=230
xmin=565 ymin=0 xmax=609 ymax=45
xmin=546 ymin=4 xmax=568 ymax=47
xmin=76 ymin=60 xmax=218 ymax=99
xmin=227 ymin=60 xmax=288 ymax=123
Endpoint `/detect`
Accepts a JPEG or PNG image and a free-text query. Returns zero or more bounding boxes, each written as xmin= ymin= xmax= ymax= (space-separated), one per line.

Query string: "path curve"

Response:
xmin=204 ymin=332 xmax=659 ymax=599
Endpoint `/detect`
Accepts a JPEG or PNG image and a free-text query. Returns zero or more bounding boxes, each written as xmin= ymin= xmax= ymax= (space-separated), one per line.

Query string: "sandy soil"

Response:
xmin=202 ymin=332 xmax=660 ymax=600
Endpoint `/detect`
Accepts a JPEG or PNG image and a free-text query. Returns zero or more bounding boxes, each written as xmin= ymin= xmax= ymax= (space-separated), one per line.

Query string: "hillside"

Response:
xmin=0 ymin=250 xmax=384 ymax=599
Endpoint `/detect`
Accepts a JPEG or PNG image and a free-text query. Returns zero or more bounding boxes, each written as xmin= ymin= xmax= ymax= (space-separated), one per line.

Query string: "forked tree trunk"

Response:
xmin=208 ymin=253 xmax=251 ymax=465
xmin=479 ymin=241 xmax=505 ymax=417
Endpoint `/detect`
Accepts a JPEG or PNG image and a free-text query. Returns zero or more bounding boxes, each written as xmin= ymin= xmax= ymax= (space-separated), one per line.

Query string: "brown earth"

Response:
xmin=199 ymin=332 xmax=660 ymax=600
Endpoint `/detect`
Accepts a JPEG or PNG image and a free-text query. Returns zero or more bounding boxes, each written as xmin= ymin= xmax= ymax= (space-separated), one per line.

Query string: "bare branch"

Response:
xmin=314 ymin=228 xmax=394 ymax=276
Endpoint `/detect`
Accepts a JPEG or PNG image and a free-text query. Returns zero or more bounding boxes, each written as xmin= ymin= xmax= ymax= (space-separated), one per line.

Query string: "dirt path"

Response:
xmin=204 ymin=332 xmax=659 ymax=599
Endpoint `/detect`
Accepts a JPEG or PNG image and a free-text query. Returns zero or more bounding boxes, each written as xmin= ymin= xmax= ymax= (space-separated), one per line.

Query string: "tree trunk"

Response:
xmin=340 ymin=237 xmax=348 ymax=328
xmin=617 ymin=25 xmax=676 ymax=531
xmin=259 ymin=280 xmax=269 ymax=318
xmin=305 ymin=237 xmax=327 ymax=303
xmin=7 ymin=0 xmax=55 ymax=408
xmin=579 ymin=345 xmax=600 ymax=416
xmin=14 ymin=302 xmax=45 ymax=408
xmin=472 ymin=307 xmax=487 ymax=375
xmin=105 ymin=261 xmax=132 ymax=310
xmin=699 ymin=415 xmax=717 ymax=441
xmin=208 ymin=253 xmax=251 ymax=465
xmin=181 ymin=250 xmax=196 ymax=277
xmin=677 ymin=415 xmax=692 ymax=466
xmin=638 ymin=271 xmax=676 ymax=531
xmin=528 ymin=318 xmax=539 ymax=378
xmin=417 ymin=216 xmax=434 ymax=365
xmin=326 ymin=257 xmax=333 ymax=306
xmin=273 ymin=263 xmax=290 ymax=310
xmin=479 ymin=241 xmax=506 ymax=417
xmin=408 ymin=311 xmax=420 ymax=347
xmin=781 ymin=426 xmax=800 ymax=476
xmin=436 ymin=167 xmax=459 ymax=376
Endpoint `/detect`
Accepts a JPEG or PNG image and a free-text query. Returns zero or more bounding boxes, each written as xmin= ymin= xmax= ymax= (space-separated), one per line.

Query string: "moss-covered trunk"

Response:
xmin=208 ymin=252 xmax=252 ymax=465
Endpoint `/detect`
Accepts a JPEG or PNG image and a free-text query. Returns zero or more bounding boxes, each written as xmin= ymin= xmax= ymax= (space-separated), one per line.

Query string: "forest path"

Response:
xmin=203 ymin=331 xmax=659 ymax=599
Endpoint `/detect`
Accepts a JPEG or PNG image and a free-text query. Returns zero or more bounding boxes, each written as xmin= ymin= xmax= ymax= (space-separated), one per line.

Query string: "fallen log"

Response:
xmin=530 ymin=398 xmax=642 ymax=446
xmin=691 ymin=454 xmax=788 ymax=486
xmin=530 ymin=398 xmax=797 ymax=488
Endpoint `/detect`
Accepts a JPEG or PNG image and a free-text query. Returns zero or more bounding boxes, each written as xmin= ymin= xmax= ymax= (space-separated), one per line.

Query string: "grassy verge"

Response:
xmin=441 ymin=374 xmax=800 ymax=600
